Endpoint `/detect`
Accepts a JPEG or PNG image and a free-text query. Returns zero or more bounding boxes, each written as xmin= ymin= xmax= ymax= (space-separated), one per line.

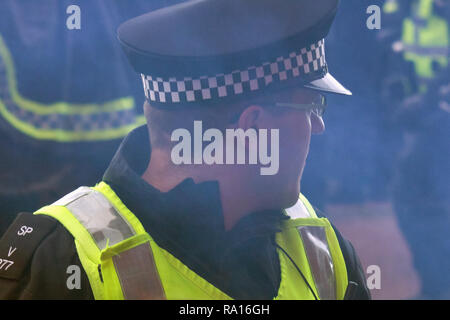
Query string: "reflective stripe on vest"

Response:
xmin=112 ymin=242 xmax=166 ymax=299
xmin=298 ymin=226 xmax=336 ymax=300
xmin=51 ymin=187 xmax=136 ymax=250
xmin=0 ymin=34 xmax=146 ymax=142
xmin=35 ymin=182 xmax=348 ymax=300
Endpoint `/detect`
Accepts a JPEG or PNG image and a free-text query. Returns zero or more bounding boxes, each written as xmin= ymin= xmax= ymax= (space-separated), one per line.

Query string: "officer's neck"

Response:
xmin=142 ymin=148 xmax=265 ymax=231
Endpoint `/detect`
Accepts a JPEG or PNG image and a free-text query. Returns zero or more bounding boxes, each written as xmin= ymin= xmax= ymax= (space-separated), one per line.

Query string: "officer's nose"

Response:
xmin=311 ymin=113 xmax=325 ymax=134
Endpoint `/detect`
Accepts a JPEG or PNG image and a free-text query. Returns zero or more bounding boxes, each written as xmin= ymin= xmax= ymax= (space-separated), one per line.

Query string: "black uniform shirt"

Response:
xmin=0 ymin=126 xmax=370 ymax=300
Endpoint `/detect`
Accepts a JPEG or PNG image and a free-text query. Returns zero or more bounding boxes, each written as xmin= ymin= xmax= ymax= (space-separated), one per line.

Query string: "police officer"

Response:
xmin=0 ymin=0 xmax=370 ymax=300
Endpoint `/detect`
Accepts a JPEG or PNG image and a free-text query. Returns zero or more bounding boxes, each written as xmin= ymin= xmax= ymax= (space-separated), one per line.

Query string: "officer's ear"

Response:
xmin=236 ymin=105 xmax=265 ymax=131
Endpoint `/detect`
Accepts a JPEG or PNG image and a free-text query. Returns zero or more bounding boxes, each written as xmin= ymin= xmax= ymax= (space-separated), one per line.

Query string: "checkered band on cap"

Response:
xmin=141 ymin=39 xmax=326 ymax=104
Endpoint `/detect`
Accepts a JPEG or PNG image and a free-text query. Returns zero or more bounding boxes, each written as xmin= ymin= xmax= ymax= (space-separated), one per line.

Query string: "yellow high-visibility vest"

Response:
xmin=34 ymin=181 xmax=349 ymax=300
xmin=402 ymin=0 xmax=448 ymax=82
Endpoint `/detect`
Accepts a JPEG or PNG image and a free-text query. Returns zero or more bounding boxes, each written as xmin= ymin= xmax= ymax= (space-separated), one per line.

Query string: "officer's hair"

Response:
xmin=144 ymin=99 xmax=250 ymax=149
xmin=144 ymin=86 xmax=297 ymax=149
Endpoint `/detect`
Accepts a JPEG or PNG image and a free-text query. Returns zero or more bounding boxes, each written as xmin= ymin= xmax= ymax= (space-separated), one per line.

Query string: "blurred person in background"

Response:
xmin=0 ymin=1 xmax=184 ymax=235
xmin=379 ymin=0 xmax=450 ymax=299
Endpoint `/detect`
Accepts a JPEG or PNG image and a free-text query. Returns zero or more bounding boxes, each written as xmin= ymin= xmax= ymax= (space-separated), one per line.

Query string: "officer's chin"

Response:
xmin=284 ymin=190 xmax=301 ymax=209
xmin=259 ymin=180 xmax=299 ymax=210
xmin=277 ymin=181 xmax=301 ymax=209
xmin=282 ymin=170 xmax=302 ymax=207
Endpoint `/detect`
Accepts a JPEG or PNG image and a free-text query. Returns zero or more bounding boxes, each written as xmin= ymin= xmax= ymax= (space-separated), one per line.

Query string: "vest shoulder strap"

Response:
xmin=278 ymin=196 xmax=348 ymax=300
xmin=35 ymin=182 xmax=166 ymax=300
xmin=50 ymin=186 xmax=137 ymax=250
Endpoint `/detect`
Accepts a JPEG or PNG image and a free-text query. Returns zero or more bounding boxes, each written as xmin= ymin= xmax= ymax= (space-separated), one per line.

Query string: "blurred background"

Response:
xmin=0 ymin=0 xmax=448 ymax=299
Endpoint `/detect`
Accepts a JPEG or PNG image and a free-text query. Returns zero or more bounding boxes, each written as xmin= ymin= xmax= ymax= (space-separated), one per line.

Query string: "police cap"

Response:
xmin=118 ymin=0 xmax=351 ymax=107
